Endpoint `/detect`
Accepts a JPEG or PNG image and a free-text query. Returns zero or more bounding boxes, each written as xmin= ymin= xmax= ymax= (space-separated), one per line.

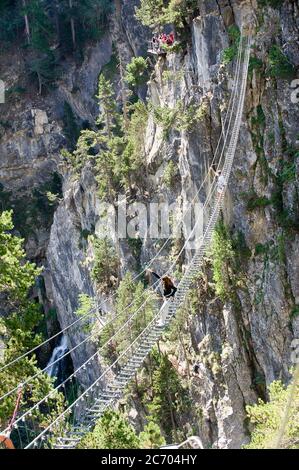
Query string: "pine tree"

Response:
xmin=97 ymin=75 xmax=119 ymax=139
xmin=90 ymin=236 xmax=119 ymax=291
xmin=0 ymin=210 xmax=40 ymax=305
xmin=99 ymin=273 xmax=156 ymax=363
xmin=135 ymin=0 xmax=165 ymax=30
xmin=0 ymin=211 xmax=65 ymax=442
xmin=245 ymin=372 xmax=299 ymax=449
xmin=78 ymin=410 xmax=140 ymax=449
xmin=0 ymin=1 xmax=23 ymax=43
xmin=148 ymin=353 xmax=189 ymax=439
xmin=139 ymin=421 xmax=166 ymax=449
xmin=24 ymin=0 xmax=59 ymax=93
xmin=64 ymin=78 xmax=147 ymax=200
xmin=125 ymin=57 xmax=148 ymax=89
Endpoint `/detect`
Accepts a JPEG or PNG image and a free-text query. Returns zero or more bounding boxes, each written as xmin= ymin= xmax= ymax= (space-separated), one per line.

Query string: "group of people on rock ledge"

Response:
xmin=150 ymin=32 xmax=175 ymax=53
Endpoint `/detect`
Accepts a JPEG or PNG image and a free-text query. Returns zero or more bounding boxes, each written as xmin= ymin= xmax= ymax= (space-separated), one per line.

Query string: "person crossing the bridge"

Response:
xmin=0 ymin=433 xmax=15 ymax=449
xmin=211 ymin=167 xmax=226 ymax=201
xmin=0 ymin=383 xmax=23 ymax=449
xmin=148 ymin=270 xmax=177 ymax=300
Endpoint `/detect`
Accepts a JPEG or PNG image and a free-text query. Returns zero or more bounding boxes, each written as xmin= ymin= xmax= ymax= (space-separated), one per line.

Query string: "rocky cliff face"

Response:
xmin=1 ymin=0 xmax=298 ymax=448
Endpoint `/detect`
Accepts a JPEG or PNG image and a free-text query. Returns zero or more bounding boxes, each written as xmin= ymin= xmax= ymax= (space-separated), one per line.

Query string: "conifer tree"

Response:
xmin=148 ymin=353 xmax=188 ymax=439
xmin=24 ymin=0 xmax=59 ymax=93
xmin=139 ymin=421 xmax=166 ymax=449
xmin=97 ymin=74 xmax=119 ymax=139
xmin=78 ymin=410 xmax=140 ymax=449
xmin=0 ymin=211 xmax=65 ymax=441
xmin=99 ymin=273 xmax=156 ymax=363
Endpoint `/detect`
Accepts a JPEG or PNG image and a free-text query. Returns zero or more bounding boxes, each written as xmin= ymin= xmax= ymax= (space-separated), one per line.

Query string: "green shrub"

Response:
xmin=78 ymin=410 xmax=140 ymax=449
xmin=246 ymin=194 xmax=271 ymax=211
xmin=163 ymin=161 xmax=178 ymax=188
xmin=258 ymin=0 xmax=284 ymax=9
xmin=291 ymin=306 xmax=299 ymax=319
xmin=245 ymin=375 xmax=299 ymax=449
xmin=209 ymin=222 xmax=236 ymax=302
xmin=125 ymin=57 xmax=148 ymax=88
xmin=135 ymin=0 xmax=198 ymax=29
xmin=254 ymin=243 xmax=269 ymax=256
xmin=278 ymin=162 xmax=296 ymax=184
xmin=251 ymin=104 xmax=266 ymax=128
xmin=249 ymin=56 xmax=264 ymax=78
xmin=222 ymin=46 xmax=237 ymax=65
xmin=267 ymin=45 xmax=295 ymax=79
xmin=160 ymin=41 xmax=184 ymax=53
xmin=153 ymin=100 xmax=207 ymax=138
xmin=139 ymin=421 xmax=166 ymax=449
xmin=153 ymin=105 xmax=178 ymax=138
xmin=222 ymin=25 xmax=241 ymax=65
xmin=90 ymin=237 xmax=119 ymax=291
xmin=177 ymin=102 xmax=208 ymax=132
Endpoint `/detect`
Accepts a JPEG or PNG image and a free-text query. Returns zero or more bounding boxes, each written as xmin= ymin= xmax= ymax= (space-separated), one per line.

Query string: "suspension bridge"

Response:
xmin=0 ymin=30 xmax=251 ymax=449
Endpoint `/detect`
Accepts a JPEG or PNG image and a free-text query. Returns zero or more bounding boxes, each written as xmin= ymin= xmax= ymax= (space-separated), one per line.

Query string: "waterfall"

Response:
xmin=46 ymin=335 xmax=68 ymax=378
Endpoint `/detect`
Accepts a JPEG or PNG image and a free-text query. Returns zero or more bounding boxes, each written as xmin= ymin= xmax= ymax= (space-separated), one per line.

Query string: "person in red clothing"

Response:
xmin=0 ymin=434 xmax=15 ymax=449
xmin=167 ymin=32 xmax=175 ymax=46
xmin=161 ymin=33 xmax=168 ymax=44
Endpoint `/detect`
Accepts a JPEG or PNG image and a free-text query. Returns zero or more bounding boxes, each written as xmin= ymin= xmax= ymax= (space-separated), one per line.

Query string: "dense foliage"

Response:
xmin=135 ymin=0 xmax=198 ymax=30
xmin=147 ymin=352 xmax=189 ymax=439
xmin=0 ymin=0 xmax=113 ymax=93
xmin=125 ymin=57 xmax=149 ymax=88
xmin=90 ymin=236 xmax=119 ymax=291
xmin=98 ymin=273 xmax=156 ymax=363
xmin=222 ymin=25 xmax=241 ymax=65
xmin=0 ymin=211 xmax=64 ymax=444
xmin=79 ymin=410 xmax=165 ymax=449
xmin=78 ymin=410 xmax=140 ymax=449
xmin=267 ymin=45 xmax=295 ymax=79
xmin=245 ymin=372 xmax=299 ymax=449
xmin=64 ymin=74 xmax=148 ymax=200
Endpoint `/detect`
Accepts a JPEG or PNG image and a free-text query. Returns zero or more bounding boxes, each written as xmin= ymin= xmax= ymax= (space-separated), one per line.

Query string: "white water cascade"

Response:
xmin=46 ymin=335 xmax=68 ymax=378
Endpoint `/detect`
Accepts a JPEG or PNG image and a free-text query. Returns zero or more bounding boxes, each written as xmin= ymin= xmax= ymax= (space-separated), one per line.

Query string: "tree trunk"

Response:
xmin=69 ymin=0 xmax=76 ymax=48
xmin=118 ymin=52 xmax=129 ymax=131
xmin=134 ymin=372 xmax=139 ymax=396
xmin=22 ymin=0 xmax=30 ymax=43
xmin=37 ymin=71 xmax=42 ymax=95
xmin=179 ymin=330 xmax=191 ymax=383
xmin=114 ymin=0 xmax=122 ymax=20
xmin=166 ymin=388 xmax=178 ymax=441
xmin=148 ymin=356 xmax=154 ymax=390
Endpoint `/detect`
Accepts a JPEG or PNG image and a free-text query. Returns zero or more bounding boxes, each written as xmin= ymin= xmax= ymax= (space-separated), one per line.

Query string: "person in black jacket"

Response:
xmin=148 ymin=270 xmax=177 ymax=299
